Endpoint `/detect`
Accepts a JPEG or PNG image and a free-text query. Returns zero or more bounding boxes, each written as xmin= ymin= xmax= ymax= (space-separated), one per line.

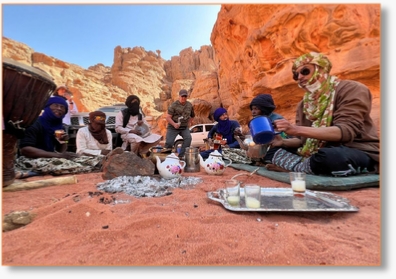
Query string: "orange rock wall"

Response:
xmin=211 ymin=4 xmax=380 ymax=133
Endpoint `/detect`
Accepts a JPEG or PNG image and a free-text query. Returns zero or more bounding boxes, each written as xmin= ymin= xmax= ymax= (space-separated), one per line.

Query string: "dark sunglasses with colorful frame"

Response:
xmin=292 ymin=67 xmax=311 ymax=81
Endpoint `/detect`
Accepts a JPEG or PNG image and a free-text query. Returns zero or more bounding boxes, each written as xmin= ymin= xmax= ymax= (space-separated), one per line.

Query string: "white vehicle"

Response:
xmin=173 ymin=123 xmax=216 ymax=150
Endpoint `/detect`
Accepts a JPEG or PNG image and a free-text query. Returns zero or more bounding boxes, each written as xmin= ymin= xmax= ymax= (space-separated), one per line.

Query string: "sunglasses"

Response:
xmin=292 ymin=67 xmax=311 ymax=81
xmin=94 ymin=116 xmax=106 ymax=121
xmin=180 ymin=95 xmax=187 ymax=98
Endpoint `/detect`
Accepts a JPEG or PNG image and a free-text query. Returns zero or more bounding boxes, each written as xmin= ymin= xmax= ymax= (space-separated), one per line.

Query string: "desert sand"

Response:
xmin=1 ymin=164 xmax=381 ymax=269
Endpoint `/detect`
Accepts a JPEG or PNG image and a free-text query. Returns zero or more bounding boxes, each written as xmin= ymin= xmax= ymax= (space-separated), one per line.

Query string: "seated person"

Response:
xmin=200 ymin=107 xmax=241 ymax=159
xmin=266 ymin=52 xmax=379 ymax=176
xmin=250 ymin=93 xmax=284 ymax=122
xmin=52 ymin=84 xmax=78 ymax=127
xmin=248 ymin=93 xmax=288 ymax=164
xmin=115 ymin=95 xmax=161 ymax=157
xmin=76 ymin=111 xmax=113 ymax=156
xmin=19 ymin=96 xmax=79 ymax=160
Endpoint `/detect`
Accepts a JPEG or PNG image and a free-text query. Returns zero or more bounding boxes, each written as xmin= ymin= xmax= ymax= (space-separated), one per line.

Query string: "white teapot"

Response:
xmin=199 ymin=150 xmax=232 ymax=175
xmin=156 ymin=153 xmax=186 ymax=179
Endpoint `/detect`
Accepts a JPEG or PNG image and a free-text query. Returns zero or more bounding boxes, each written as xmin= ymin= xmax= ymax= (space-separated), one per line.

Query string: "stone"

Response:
xmin=3 ymin=211 xmax=35 ymax=232
xmin=101 ymin=148 xmax=156 ymax=180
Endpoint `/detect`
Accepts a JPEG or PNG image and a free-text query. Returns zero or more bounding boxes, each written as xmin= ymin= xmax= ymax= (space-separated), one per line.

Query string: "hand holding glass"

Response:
xmin=55 ymin=130 xmax=65 ymax=140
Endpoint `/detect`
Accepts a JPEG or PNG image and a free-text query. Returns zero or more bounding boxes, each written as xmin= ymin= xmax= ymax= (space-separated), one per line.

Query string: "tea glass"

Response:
xmin=244 ymin=184 xmax=261 ymax=209
xmin=290 ymin=172 xmax=306 ymax=196
xmin=225 ymin=179 xmax=240 ymax=206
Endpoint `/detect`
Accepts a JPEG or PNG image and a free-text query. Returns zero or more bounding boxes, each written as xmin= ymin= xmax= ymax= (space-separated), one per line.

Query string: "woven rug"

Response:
xmin=230 ymin=163 xmax=380 ymax=191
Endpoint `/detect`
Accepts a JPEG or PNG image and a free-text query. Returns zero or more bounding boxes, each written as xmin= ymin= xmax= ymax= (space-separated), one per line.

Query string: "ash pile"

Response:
xmin=96 ymin=175 xmax=203 ymax=198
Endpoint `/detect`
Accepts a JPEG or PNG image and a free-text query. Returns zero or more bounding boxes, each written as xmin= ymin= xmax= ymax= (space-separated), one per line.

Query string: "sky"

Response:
xmin=2 ymin=2 xmax=221 ymax=69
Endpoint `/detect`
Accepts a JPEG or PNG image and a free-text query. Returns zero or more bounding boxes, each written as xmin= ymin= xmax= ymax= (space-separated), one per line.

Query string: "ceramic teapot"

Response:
xmin=156 ymin=153 xmax=186 ymax=179
xmin=199 ymin=150 xmax=232 ymax=175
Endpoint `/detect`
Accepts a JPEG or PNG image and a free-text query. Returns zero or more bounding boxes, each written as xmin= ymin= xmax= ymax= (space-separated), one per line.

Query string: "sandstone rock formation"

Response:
xmin=211 ymin=4 xmax=380 ymax=132
xmin=2 ymin=3 xmax=380 ymax=137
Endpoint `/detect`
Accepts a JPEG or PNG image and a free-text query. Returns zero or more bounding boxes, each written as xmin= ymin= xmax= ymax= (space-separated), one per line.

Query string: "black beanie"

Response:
xmin=249 ymin=94 xmax=276 ymax=116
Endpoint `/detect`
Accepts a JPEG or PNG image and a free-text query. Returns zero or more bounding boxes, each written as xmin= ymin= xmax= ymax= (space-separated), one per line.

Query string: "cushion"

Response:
xmin=230 ymin=163 xmax=380 ymax=190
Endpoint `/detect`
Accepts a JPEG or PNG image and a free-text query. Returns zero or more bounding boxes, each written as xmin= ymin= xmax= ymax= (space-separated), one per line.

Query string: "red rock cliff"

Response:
xmin=211 ymin=4 xmax=380 ymax=133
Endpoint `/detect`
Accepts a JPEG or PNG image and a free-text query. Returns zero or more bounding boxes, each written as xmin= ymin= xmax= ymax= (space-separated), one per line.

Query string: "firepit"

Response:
xmin=96 ymin=175 xmax=203 ymax=197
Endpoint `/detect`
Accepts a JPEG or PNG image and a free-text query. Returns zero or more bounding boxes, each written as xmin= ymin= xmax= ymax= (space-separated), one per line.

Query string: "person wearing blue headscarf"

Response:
xmin=19 ymin=96 xmax=79 ymax=159
xmin=199 ymin=107 xmax=241 ymax=159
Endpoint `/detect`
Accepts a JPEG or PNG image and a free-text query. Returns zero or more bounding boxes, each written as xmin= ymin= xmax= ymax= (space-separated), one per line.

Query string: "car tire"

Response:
xmin=173 ymin=140 xmax=184 ymax=152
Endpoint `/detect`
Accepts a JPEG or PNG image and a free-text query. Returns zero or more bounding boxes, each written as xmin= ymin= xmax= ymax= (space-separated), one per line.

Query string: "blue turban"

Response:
xmin=213 ymin=107 xmax=234 ymax=144
xmin=214 ymin=107 xmax=227 ymax=122
xmin=45 ymin=96 xmax=68 ymax=114
xmin=38 ymin=96 xmax=67 ymax=152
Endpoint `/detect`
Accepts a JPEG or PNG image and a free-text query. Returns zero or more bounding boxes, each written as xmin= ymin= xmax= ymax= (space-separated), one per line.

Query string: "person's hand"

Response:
xmin=134 ymin=129 xmax=142 ymax=135
xmin=234 ymin=127 xmax=243 ymax=136
xmin=60 ymin=151 xmax=79 ymax=160
xmin=61 ymin=133 xmax=69 ymax=141
xmin=137 ymin=120 xmax=143 ymax=126
xmin=101 ymin=149 xmax=111 ymax=155
xmin=129 ymin=129 xmax=142 ymax=135
xmin=55 ymin=132 xmax=69 ymax=144
xmin=273 ymin=119 xmax=297 ymax=136
xmin=269 ymin=134 xmax=284 ymax=148
xmin=198 ymin=146 xmax=206 ymax=152
xmin=173 ymin=123 xmax=181 ymax=129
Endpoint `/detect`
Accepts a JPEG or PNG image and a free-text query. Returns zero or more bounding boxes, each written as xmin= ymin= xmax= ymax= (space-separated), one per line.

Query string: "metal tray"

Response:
xmin=207 ymin=188 xmax=359 ymax=212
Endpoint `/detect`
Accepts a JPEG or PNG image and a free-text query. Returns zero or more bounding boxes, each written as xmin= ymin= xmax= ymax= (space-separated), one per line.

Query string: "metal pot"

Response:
xmin=148 ymin=146 xmax=171 ymax=165
xmin=184 ymin=147 xmax=200 ymax=173
xmin=246 ymin=144 xmax=269 ymax=160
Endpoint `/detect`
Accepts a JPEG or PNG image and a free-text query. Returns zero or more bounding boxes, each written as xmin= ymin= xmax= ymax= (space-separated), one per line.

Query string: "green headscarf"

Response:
xmin=293 ymin=52 xmax=340 ymax=157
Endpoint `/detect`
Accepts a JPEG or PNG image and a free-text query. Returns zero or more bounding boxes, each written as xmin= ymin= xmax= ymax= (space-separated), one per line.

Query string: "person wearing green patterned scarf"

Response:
xmin=292 ymin=52 xmax=340 ymax=157
xmin=265 ymin=52 xmax=379 ymax=176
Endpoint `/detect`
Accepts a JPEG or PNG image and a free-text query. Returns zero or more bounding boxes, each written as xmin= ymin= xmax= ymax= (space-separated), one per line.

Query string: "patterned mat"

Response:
xmin=230 ymin=163 xmax=380 ymax=190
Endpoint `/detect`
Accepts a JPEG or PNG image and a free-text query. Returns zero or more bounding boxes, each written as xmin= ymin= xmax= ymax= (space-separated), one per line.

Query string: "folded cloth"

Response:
xmin=15 ymin=155 xmax=104 ymax=176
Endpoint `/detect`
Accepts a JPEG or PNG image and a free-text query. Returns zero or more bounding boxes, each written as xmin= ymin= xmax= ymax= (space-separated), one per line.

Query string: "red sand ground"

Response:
xmin=2 ymin=166 xmax=381 ymax=269
xmin=2 ymin=163 xmax=392 ymax=278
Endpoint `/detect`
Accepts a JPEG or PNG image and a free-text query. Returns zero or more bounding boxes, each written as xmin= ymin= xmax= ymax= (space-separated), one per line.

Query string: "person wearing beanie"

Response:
xmin=199 ymin=107 xmax=241 ymax=160
xmin=76 ymin=111 xmax=113 ymax=156
xmin=266 ymin=52 xmax=379 ymax=176
xmin=115 ymin=95 xmax=161 ymax=157
xmin=18 ymin=96 xmax=79 ymax=159
xmin=163 ymin=89 xmax=195 ymax=159
xmin=250 ymin=93 xmax=284 ymax=122
xmin=52 ymin=84 xmax=78 ymax=126
xmin=245 ymin=93 xmax=288 ymax=165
